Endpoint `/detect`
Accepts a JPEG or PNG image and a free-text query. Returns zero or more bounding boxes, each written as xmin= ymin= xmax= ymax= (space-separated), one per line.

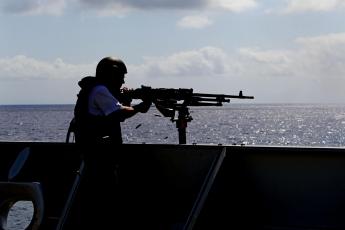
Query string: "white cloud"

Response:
xmin=1 ymin=0 xmax=66 ymax=15
xmin=0 ymin=55 xmax=93 ymax=80
xmin=209 ymin=0 xmax=257 ymax=12
xmin=235 ymin=33 xmax=345 ymax=86
xmin=4 ymin=0 xmax=345 ymax=16
xmin=0 ymin=0 xmax=258 ymax=15
xmin=177 ymin=15 xmax=212 ymax=29
xmin=79 ymin=0 xmax=203 ymax=10
xmin=3 ymin=33 xmax=345 ymax=103
xmin=133 ymin=47 xmax=231 ymax=78
xmin=78 ymin=0 xmax=258 ymax=11
xmin=237 ymin=48 xmax=294 ymax=78
xmin=293 ymin=33 xmax=345 ymax=78
xmin=128 ymin=32 xmax=345 ymax=99
xmin=284 ymin=0 xmax=345 ymax=13
xmin=3 ymin=33 xmax=345 ymax=84
xmin=295 ymin=32 xmax=345 ymax=45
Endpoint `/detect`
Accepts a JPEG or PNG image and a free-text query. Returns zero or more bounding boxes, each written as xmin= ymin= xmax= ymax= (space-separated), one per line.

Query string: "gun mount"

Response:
xmin=122 ymin=86 xmax=254 ymax=144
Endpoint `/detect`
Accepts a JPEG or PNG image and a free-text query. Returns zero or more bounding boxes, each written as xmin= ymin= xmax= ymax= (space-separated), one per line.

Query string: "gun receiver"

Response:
xmin=121 ymin=85 xmax=254 ymax=144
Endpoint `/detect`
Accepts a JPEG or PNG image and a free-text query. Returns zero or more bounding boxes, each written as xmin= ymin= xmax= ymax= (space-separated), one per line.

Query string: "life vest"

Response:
xmin=72 ymin=76 xmax=123 ymax=144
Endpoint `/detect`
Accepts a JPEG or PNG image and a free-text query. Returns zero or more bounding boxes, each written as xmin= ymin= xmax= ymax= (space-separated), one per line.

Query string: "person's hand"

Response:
xmin=133 ymin=101 xmax=152 ymax=113
xmin=120 ymin=87 xmax=133 ymax=106
xmin=138 ymin=88 xmax=152 ymax=113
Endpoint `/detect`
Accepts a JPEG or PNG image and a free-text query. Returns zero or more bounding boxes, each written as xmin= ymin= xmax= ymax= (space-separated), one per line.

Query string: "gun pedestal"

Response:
xmin=174 ymin=107 xmax=193 ymax=144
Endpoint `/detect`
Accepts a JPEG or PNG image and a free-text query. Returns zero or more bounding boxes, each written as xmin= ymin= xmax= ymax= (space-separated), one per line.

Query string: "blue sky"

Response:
xmin=1 ymin=0 xmax=345 ymax=104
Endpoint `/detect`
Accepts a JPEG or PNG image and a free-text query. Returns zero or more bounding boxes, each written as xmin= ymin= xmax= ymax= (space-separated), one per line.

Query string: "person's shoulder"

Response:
xmin=93 ymin=84 xmax=107 ymax=91
xmin=78 ymin=76 xmax=97 ymax=88
xmin=91 ymin=84 xmax=112 ymax=96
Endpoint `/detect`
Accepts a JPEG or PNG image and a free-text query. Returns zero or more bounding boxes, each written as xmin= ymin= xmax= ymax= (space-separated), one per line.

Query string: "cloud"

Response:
xmin=237 ymin=48 xmax=294 ymax=78
xmin=237 ymin=34 xmax=345 ymax=80
xmin=0 ymin=55 xmax=93 ymax=80
xmin=226 ymin=33 xmax=345 ymax=102
xmin=0 ymin=0 xmax=258 ymax=17
xmin=77 ymin=0 xmax=258 ymax=14
xmin=293 ymin=33 xmax=345 ymax=78
xmin=132 ymin=47 xmax=232 ymax=78
xmin=4 ymin=0 xmax=345 ymax=16
xmin=79 ymin=0 xmax=206 ymax=10
xmin=5 ymin=32 xmax=345 ymax=83
xmin=177 ymin=15 xmax=212 ymax=29
xmin=209 ymin=0 xmax=257 ymax=12
xmin=283 ymin=0 xmax=345 ymax=13
xmin=0 ymin=0 xmax=66 ymax=15
xmin=130 ymin=32 xmax=345 ymax=85
xmin=295 ymin=32 xmax=345 ymax=45
xmin=3 ymin=32 xmax=345 ymax=103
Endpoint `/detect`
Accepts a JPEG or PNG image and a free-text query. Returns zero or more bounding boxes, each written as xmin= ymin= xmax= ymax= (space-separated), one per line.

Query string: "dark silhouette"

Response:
xmin=72 ymin=56 xmax=151 ymax=144
xmin=67 ymin=56 xmax=151 ymax=228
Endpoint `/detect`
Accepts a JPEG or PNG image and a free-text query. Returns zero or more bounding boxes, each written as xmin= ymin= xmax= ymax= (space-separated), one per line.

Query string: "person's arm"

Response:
xmin=91 ymin=85 xmax=151 ymax=121
xmin=108 ymin=100 xmax=151 ymax=121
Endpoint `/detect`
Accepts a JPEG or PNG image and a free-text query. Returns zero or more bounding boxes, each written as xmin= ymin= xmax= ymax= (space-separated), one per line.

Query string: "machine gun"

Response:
xmin=121 ymin=85 xmax=254 ymax=144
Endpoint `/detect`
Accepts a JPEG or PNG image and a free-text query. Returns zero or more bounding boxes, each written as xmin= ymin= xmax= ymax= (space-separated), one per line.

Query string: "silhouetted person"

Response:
xmin=73 ymin=56 xmax=151 ymax=144
xmin=68 ymin=56 xmax=151 ymax=228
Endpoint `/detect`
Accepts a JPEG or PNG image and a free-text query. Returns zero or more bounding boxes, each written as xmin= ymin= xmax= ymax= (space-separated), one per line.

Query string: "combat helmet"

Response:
xmin=96 ymin=56 xmax=127 ymax=79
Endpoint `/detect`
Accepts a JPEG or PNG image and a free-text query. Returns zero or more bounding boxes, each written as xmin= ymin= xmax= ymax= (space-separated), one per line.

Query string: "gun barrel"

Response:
xmin=190 ymin=102 xmax=223 ymax=106
xmin=193 ymin=93 xmax=254 ymax=100
xmin=191 ymin=96 xmax=230 ymax=103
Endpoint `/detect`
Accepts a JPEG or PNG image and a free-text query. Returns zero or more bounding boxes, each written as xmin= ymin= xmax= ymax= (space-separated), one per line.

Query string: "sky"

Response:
xmin=1 ymin=0 xmax=345 ymax=104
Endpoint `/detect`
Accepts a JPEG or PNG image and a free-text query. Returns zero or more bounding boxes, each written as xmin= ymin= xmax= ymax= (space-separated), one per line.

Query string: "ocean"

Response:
xmin=2 ymin=103 xmax=345 ymax=229
xmin=1 ymin=103 xmax=345 ymax=146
